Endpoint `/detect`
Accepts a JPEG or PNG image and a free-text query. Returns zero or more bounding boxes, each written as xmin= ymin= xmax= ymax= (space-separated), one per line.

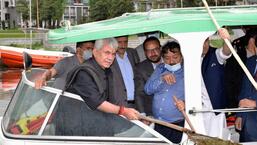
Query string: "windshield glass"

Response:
xmin=2 ymin=69 xmax=159 ymax=140
xmin=52 ymin=96 xmax=153 ymax=137
xmin=3 ymin=78 xmax=55 ymax=135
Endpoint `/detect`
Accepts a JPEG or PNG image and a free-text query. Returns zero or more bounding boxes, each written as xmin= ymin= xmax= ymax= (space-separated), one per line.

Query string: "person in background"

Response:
xmin=135 ymin=36 xmax=162 ymax=117
xmin=135 ymin=32 xmax=160 ymax=62
xmin=110 ymin=35 xmax=139 ymax=108
xmin=201 ymin=28 xmax=231 ymax=137
xmin=144 ymin=41 xmax=185 ymax=143
xmin=201 ymin=28 xmax=231 ymax=110
xmin=62 ymin=46 xmax=76 ymax=54
xmin=235 ymin=32 xmax=257 ymax=142
xmin=34 ymin=40 xmax=95 ymax=90
xmin=225 ymin=27 xmax=257 ymax=108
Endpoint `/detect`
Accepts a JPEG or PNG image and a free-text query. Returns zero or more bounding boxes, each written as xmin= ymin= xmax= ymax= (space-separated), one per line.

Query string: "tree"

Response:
xmin=175 ymin=0 xmax=236 ymax=7
xmin=137 ymin=2 xmax=146 ymax=12
xmin=38 ymin=0 xmax=66 ymax=28
xmin=89 ymin=0 xmax=109 ymax=21
xmin=108 ymin=0 xmax=134 ymax=18
xmin=16 ymin=0 xmax=29 ymax=21
xmin=16 ymin=0 xmax=66 ymax=28
xmin=89 ymin=0 xmax=134 ymax=22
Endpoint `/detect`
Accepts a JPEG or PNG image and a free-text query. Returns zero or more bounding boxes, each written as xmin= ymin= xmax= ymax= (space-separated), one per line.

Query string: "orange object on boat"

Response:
xmin=0 ymin=69 xmax=22 ymax=91
xmin=0 ymin=46 xmax=73 ymax=68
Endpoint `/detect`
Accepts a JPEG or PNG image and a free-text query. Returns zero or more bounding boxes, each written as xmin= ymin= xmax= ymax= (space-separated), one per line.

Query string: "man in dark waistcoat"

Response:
xmin=55 ymin=38 xmax=140 ymax=136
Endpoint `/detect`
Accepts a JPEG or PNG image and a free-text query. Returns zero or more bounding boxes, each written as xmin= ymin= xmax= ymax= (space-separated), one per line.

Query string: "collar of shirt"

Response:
xmin=116 ymin=51 xmax=135 ymax=101
xmin=116 ymin=51 xmax=128 ymax=60
xmin=151 ymin=58 xmax=163 ymax=70
xmin=90 ymin=58 xmax=107 ymax=76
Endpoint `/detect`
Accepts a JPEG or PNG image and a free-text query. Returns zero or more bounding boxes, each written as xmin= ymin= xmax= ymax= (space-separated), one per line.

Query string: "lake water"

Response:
xmin=0 ymin=68 xmax=22 ymax=116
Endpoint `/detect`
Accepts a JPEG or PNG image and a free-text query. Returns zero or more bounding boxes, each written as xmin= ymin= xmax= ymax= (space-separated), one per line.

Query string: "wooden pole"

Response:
xmin=29 ymin=0 xmax=32 ymax=49
xmin=173 ymin=96 xmax=196 ymax=132
xmin=36 ymin=0 xmax=39 ymax=28
xmin=202 ymin=0 xmax=257 ymax=90
xmin=139 ymin=115 xmax=193 ymax=133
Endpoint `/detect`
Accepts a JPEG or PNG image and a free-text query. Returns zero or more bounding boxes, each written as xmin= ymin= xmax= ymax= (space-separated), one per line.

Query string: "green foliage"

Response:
xmin=108 ymin=0 xmax=134 ymax=18
xmin=176 ymin=0 xmax=236 ymax=7
xmin=89 ymin=0 xmax=134 ymax=22
xmin=89 ymin=0 xmax=109 ymax=21
xmin=0 ymin=29 xmax=35 ymax=38
xmin=0 ymin=29 xmax=23 ymax=33
xmin=29 ymin=42 xmax=44 ymax=50
xmin=16 ymin=0 xmax=66 ymax=28
xmin=16 ymin=0 xmax=29 ymax=20
xmin=137 ymin=3 xmax=146 ymax=12
xmin=9 ymin=42 xmax=55 ymax=50
xmin=37 ymin=0 xmax=66 ymax=28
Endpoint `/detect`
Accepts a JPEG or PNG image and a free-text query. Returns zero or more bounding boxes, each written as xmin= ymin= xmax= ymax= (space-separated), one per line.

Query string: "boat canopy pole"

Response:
xmin=189 ymin=107 xmax=257 ymax=115
xmin=202 ymin=0 xmax=257 ymax=90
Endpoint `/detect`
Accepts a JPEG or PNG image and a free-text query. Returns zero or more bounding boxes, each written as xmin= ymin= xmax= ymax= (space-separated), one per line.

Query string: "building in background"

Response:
xmin=245 ymin=0 xmax=257 ymax=4
xmin=63 ymin=0 xmax=89 ymax=25
xmin=236 ymin=0 xmax=257 ymax=4
xmin=0 ymin=0 xmax=17 ymax=29
xmin=0 ymin=0 xmax=256 ymax=29
xmin=133 ymin=0 xmax=175 ymax=12
xmin=0 ymin=0 xmax=90 ymax=29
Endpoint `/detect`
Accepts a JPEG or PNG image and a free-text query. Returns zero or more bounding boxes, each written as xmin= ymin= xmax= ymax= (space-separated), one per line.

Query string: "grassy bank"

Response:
xmin=0 ymin=29 xmax=35 ymax=38
xmin=9 ymin=43 xmax=59 ymax=51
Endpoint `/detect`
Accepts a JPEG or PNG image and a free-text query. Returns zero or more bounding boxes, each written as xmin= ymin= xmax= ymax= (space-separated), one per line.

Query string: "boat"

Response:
xmin=0 ymin=46 xmax=73 ymax=68
xmin=1 ymin=68 xmax=171 ymax=145
xmin=0 ymin=5 xmax=257 ymax=145
xmin=0 ymin=69 xmax=22 ymax=91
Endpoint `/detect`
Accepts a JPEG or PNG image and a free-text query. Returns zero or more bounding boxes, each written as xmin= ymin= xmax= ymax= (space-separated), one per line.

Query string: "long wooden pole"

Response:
xmin=37 ymin=0 xmax=39 ymax=28
xmin=139 ymin=115 xmax=193 ymax=133
xmin=173 ymin=96 xmax=196 ymax=132
xmin=202 ymin=0 xmax=257 ymax=90
xmin=29 ymin=0 xmax=32 ymax=49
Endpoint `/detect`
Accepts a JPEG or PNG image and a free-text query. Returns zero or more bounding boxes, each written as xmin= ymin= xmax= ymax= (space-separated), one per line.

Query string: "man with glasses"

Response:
xmin=135 ymin=37 xmax=162 ymax=117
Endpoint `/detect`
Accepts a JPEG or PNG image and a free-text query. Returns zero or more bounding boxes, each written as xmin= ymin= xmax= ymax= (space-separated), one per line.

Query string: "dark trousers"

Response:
xmin=154 ymin=120 xmax=184 ymax=144
xmin=239 ymin=121 xmax=257 ymax=142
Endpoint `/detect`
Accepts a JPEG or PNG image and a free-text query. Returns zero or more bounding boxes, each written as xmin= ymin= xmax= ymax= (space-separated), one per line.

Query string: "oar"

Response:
xmin=202 ymin=0 xmax=257 ymax=90
xmin=173 ymin=96 xmax=196 ymax=132
xmin=139 ymin=115 xmax=241 ymax=145
xmin=139 ymin=115 xmax=193 ymax=134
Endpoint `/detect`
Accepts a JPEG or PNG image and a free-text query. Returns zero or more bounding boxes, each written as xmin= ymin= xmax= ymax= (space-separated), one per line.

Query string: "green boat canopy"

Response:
xmin=48 ymin=5 xmax=257 ymax=44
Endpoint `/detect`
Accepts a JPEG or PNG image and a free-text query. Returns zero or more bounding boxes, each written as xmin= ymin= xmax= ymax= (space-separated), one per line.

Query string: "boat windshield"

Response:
xmin=2 ymin=69 xmax=164 ymax=142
